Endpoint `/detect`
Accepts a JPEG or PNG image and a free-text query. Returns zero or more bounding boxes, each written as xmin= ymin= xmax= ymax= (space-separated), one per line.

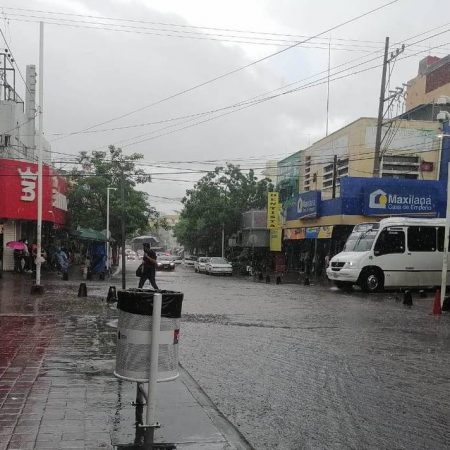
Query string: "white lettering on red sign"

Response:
xmin=17 ymin=167 xmax=37 ymax=202
xmin=51 ymin=176 xmax=68 ymax=211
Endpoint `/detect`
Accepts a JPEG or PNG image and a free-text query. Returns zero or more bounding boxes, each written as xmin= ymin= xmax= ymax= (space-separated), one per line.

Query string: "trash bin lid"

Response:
xmin=117 ymin=289 xmax=183 ymax=318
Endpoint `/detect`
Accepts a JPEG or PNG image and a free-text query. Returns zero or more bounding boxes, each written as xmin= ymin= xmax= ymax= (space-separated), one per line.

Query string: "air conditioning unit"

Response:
xmin=437 ymin=111 xmax=450 ymax=122
xmin=436 ymin=96 xmax=450 ymax=105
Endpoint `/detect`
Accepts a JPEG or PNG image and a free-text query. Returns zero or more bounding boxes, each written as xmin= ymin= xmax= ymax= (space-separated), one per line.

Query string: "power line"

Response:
xmin=71 ymin=29 xmax=450 ymax=154
xmin=42 ymin=0 xmax=400 ymax=140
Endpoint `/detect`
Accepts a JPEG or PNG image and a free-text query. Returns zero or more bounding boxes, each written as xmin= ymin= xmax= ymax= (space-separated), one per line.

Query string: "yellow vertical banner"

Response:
xmin=267 ymin=192 xmax=280 ymax=229
xmin=270 ymin=228 xmax=282 ymax=252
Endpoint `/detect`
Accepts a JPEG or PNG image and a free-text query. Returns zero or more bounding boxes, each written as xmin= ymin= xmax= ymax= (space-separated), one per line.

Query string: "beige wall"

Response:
xmin=299 ymin=118 xmax=441 ymax=197
xmin=406 ymin=74 xmax=450 ymax=111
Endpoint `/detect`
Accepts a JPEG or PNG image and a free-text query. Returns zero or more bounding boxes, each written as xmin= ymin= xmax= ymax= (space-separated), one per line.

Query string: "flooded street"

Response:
xmin=156 ymin=264 xmax=450 ymax=450
xmin=1 ymin=265 xmax=450 ymax=449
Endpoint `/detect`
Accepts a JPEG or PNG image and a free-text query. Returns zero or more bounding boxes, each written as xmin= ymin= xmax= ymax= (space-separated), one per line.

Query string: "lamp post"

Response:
xmin=106 ymin=187 xmax=117 ymax=274
xmin=438 ymin=133 xmax=450 ymax=306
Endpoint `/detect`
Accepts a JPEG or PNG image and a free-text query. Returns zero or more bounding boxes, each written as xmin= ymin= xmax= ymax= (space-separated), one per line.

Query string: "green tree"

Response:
xmin=67 ymin=146 xmax=160 ymax=243
xmin=174 ymin=164 xmax=272 ymax=255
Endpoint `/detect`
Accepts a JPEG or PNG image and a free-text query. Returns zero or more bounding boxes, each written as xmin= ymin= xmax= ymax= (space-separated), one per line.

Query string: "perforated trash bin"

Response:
xmin=114 ymin=289 xmax=183 ymax=383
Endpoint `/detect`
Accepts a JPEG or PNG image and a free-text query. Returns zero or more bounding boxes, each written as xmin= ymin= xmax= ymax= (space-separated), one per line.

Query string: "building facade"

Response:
xmin=278 ymin=115 xmax=445 ymax=274
xmin=406 ymin=55 xmax=450 ymax=111
xmin=0 ymin=58 xmax=66 ymax=270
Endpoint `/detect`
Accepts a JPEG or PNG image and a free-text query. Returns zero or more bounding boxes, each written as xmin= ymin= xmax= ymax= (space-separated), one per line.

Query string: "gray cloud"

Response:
xmin=2 ymin=0 xmax=449 ymax=212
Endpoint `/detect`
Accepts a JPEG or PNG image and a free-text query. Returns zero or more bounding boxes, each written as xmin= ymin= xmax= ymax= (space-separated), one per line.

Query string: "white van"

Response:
xmin=327 ymin=217 xmax=450 ymax=292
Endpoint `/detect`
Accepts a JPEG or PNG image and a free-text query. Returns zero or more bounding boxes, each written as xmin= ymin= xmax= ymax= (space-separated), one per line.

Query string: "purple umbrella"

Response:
xmin=6 ymin=241 xmax=27 ymax=250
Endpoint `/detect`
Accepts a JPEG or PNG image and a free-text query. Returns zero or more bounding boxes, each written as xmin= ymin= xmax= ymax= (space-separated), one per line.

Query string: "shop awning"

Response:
xmin=71 ymin=227 xmax=107 ymax=242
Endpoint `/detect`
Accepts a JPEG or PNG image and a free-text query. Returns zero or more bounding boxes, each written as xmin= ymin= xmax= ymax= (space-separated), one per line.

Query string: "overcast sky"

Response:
xmin=1 ymin=0 xmax=449 ymax=213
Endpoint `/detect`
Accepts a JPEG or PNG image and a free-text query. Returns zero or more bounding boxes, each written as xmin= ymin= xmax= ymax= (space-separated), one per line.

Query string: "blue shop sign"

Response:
xmin=285 ymin=191 xmax=321 ymax=220
xmin=362 ymin=185 xmax=438 ymax=216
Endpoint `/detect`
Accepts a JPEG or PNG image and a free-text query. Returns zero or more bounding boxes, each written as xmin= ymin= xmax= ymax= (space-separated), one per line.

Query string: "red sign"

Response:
xmin=0 ymin=159 xmax=67 ymax=225
xmin=420 ymin=161 xmax=434 ymax=172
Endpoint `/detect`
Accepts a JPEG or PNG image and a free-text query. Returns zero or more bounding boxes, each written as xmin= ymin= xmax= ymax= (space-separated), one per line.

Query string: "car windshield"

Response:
xmin=343 ymin=230 xmax=378 ymax=252
xmin=159 ymin=255 xmax=174 ymax=261
xmin=199 ymin=257 xmax=208 ymax=262
xmin=210 ymin=257 xmax=228 ymax=264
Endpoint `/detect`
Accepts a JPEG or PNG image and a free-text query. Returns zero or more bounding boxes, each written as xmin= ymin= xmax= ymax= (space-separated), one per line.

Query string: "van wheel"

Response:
xmin=360 ymin=268 xmax=384 ymax=293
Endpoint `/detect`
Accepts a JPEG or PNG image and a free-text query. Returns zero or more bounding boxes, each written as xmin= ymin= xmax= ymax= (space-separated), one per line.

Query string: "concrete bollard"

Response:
xmin=107 ymin=286 xmax=117 ymax=302
xmin=304 ymin=277 xmax=310 ymax=286
xmin=265 ymin=275 xmax=271 ymax=284
xmin=62 ymin=272 xmax=69 ymax=281
xmin=276 ymin=276 xmax=282 ymax=285
xmin=403 ymin=290 xmax=413 ymax=307
xmin=258 ymin=272 xmax=263 ymax=281
xmin=78 ymin=283 xmax=87 ymax=297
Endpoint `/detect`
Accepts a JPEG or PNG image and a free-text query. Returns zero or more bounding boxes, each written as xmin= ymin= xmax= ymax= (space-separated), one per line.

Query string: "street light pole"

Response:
xmin=33 ymin=21 xmax=44 ymax=293
xmin=106 ymin=187 xmax=116 ymax=274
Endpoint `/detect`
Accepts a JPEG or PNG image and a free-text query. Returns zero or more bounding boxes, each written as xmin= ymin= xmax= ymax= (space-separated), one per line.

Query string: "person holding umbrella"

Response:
xmin=138 ymin=243 xmax=159 ymax=290
xmin=6 ymin=240 xmax=27 ymax=273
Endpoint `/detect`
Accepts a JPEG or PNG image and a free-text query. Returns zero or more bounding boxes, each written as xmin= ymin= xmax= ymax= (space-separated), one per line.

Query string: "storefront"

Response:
xmin=282 ymin=177 xmax=446 ymax=275
xmin=0 ymin=159 xmax=67 ymax=270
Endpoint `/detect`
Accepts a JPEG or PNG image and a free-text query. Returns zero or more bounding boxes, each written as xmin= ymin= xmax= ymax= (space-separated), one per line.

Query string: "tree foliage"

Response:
xmin=67 ymin=146 xmax=161 ymax=242
xmin=174 ymin=164 xmax=272 ymax=255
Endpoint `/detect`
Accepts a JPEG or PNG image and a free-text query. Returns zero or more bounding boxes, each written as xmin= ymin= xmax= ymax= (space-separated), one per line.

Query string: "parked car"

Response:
xmin=183 ymin=256 xmax=197 ymax=267
xmin=205 ymin=257 xmax=233 ymax=275
xmin=173 ymin=256 xmax=183 ymax=264
xmin=126 ymin=251 xmax=137 ymax=261
xmin=156 ymin=255 xmax=176 ymax=271
xmin=194 ymin=257 xmax=210 ymax=273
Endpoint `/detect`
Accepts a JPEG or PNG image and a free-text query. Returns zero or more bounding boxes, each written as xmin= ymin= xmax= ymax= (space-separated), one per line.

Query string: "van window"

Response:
xmin=374 ymin=228 xmax=405 ymax=255
xmin=408 ymin=226 xmax=436 ymax=252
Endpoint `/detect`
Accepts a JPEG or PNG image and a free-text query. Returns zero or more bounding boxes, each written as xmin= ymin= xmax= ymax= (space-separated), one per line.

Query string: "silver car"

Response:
xmin=205 ymin=257 xmax=233 ymax=276
xmin=194 ymin=257 xmax=210 ymax=273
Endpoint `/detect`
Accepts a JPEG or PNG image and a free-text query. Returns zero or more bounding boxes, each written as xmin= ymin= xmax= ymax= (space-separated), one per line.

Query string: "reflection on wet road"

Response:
xmin=1 ymin=264 xmax=450 ymax=449
xmin=160 ymin=265 xmax=450 ymax=450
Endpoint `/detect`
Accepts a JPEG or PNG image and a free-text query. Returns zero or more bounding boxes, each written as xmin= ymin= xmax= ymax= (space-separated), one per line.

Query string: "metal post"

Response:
xmin=331 ymin=155 xmax=338 ymax=199
xmin=121 ymin=171 xmax=126 ymax=289
xmin=106 ymin=187 xmax=116 ymax=273
xmin=107 ymin=187 xmax=110 ymax=273
xmin=373 ymin=37 xmax=389 ymax=178
xmin=326 ymin=37 xmax=331 ymax=137
xmin=221 ymin=224 xmax=225 ymax=258
xmin=35 ymin=22 xmax=44 ymax=289
xmin=145 ymin=292 xmax=162 ymax=442
xmin=440 ymin=161 xmax=450 ymax=307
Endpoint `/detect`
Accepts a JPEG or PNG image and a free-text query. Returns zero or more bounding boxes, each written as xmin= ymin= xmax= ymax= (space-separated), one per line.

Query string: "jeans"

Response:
xmin=138 ymin=269 xmax=159 ymax=290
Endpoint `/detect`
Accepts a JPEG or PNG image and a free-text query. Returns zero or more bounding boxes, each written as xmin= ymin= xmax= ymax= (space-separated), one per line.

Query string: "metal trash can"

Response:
xmin=114 ymin=289 xmax=183 ymax=383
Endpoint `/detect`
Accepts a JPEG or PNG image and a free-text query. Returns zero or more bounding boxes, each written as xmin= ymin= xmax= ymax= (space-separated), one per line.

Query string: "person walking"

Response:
xmin=138 ymin=243 xmax=159 ymax=289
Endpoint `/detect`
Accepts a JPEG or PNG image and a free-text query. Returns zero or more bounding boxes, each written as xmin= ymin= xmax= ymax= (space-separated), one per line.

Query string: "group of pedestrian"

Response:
xmin=13 ymin=239 xmax=70 ymax=276
xmin=13 ymin=239 xmax=41 ymax=274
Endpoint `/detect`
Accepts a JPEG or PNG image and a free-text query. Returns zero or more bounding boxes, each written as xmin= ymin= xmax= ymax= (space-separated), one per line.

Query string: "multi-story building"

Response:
xmin=0 ymin=57 xmax=67 ymax=270
xmin=300 ymin=117 xmax=441 ymax=199
xmin=276 ymin=151 xmax=303 ymax=203
xmin=278 ymin=116 xmax=446 ymax=273
xmin=406 ymin=55 xmax=450 ymax=111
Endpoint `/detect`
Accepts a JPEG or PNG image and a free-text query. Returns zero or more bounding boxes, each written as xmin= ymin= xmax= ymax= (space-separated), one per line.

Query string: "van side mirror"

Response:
xmin=374 ymin=249 xmax=381 ymax=256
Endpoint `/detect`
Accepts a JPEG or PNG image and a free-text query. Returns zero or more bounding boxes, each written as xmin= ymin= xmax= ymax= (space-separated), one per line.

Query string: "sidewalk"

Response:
xmin=0 ymin=273 xmax=250 ymax=449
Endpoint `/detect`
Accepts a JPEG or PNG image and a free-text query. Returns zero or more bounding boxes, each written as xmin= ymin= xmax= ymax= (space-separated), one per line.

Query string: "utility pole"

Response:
xmin=326 ymin=37 xmax=331 ymax=137
xmin=121 ymin=170 xmax=126 ymax=290
xmin=332 ymin=155 xmax=338 ymax=199
xmin=373 ymin=37 xmax=405 ymax=177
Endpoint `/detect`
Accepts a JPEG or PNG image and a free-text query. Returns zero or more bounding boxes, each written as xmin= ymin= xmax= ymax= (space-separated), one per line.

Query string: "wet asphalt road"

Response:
xmin=147 ymin=263 xmax=450 ymax=450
